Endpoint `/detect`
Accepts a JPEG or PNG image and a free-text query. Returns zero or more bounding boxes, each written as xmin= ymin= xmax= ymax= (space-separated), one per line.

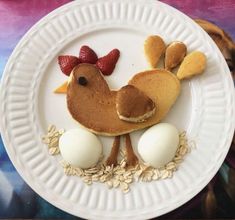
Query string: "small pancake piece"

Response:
xmin=116 ymin=85 xmax=156 ymax=123
xmin=165 ymin=41 xmax=187 ymax=71
xmin=144 ymin=35 xmax=166 ymax=68
xmin=177 ymin=51 xmax=206 ymax=80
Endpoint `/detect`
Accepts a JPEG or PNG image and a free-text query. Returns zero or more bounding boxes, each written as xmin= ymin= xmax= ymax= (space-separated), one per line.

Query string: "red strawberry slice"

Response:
xmin=96 ymin=49 xmax=120 ymax=76
xmin=58 ymin=55 xmax=80 ymax=76
xmin=79 ymin=45 xmax=98 ymax=64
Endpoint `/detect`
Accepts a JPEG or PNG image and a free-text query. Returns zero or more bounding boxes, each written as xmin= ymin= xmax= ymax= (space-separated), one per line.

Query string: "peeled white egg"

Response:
xmin=138 ymin=123 xmax=179 ymax=168
xmin=59 ymin=128 xmax=102 ymax=169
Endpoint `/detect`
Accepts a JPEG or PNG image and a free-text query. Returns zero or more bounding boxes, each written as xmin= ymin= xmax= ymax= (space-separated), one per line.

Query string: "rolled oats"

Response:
xmin=48 ymin=125 xmax=56 ymax=133
xmin=161 ymin=170 xmax=169 ymax=179
xmin=106 ymin=180 xmax=113 ymax=189
xmin=112 ymin=179 xmax=120 ymax=188
xmin=152 ymin=171 xmax=160 ymax=180
xmin=92 ymin=176 xmax=99 ymax=182
xmin=120 ymin=182 xmax=129 ymax=191
xmin=125 ymin=178 xmax=133 ymax=184
xmin=49 ymin=147 xmax=60 ymax=155
xmin=43 ymin=126 xmax=192 ymax=193
xmin=166 ymin=162 xmax=176 ymax=171
xmin=122 ymin=188 xmax=130 ymax=194
xmin=100 ymin=175 xmax=107 ymax=183
xmin=179 ymin=146 xmax=188 ymax=156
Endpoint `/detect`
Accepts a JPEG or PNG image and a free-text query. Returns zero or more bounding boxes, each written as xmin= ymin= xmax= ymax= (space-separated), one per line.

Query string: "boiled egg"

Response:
xmin=59 ymin=128 xmax=102 ymax=169
xmin=138 ymin=123 xmax=179 ymax=168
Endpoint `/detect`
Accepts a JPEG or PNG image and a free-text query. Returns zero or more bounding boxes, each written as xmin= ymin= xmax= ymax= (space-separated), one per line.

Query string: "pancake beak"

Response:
xmin=54 ymin=81 xmax=68 ymax=94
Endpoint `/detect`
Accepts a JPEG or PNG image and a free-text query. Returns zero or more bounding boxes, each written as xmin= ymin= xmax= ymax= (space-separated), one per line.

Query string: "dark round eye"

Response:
xmin=77 ymin=76 xmax=88 ymax=86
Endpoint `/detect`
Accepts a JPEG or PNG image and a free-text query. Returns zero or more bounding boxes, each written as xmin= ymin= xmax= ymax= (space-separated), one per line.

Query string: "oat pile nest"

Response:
xmin=42 ymin=125 xmax=194 ymax=193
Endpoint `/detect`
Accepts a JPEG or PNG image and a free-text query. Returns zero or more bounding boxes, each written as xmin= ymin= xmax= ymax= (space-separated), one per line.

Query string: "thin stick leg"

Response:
xmin=106 ymin=136 xmax=120 ymax=166
xmin=125 ymin=133 xmax=138 ymax=166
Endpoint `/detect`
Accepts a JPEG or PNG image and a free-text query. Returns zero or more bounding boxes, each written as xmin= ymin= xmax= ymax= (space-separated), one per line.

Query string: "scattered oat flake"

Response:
xmin=122 ymin=187 xmax=130 ymax=194
xmin=113 ymin=179 xmax=120 ymax=188
xmin=49 ymin=147 xmax=60 ymax=155
xmin=120 ymin=182 xmax=129 ymax=191
xmin=179 ymin=147 xmax=188 ymax=156
xmin=100 ymin=175 xmax=107 ymax=183
xmin=106 ymin=180 xmax=113 ymax=189
xmin=161 ymin=170 xmax=169 ymax=179
xmin=125 ymin=178 xmax=133 ymax=184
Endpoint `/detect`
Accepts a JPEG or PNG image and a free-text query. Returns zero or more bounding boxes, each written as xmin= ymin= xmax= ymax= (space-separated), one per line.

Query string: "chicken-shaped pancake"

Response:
xmin=55 ymin=36 xmax=206 ymax=166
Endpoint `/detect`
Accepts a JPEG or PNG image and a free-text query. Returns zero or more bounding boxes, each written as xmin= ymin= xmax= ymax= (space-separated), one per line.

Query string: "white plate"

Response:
xmin=1 ymin=0 xmax=235 ymax=219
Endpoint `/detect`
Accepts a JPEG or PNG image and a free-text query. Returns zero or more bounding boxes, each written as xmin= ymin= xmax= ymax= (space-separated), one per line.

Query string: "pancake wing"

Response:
xmin=116 ymin=85 xmax=156 ymax=123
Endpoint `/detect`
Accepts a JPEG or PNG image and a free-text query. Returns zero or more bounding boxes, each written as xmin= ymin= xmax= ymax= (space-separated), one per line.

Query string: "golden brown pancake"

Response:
xmin=144 ymin=35 xmax=166 ymax=68
xmin=177 ymin=51 xmax=206 ymax=80
xmin=165 ymin=41 xmax=187 ymax=71
xmin=67 ymin=63 xmax=180 ymax=136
